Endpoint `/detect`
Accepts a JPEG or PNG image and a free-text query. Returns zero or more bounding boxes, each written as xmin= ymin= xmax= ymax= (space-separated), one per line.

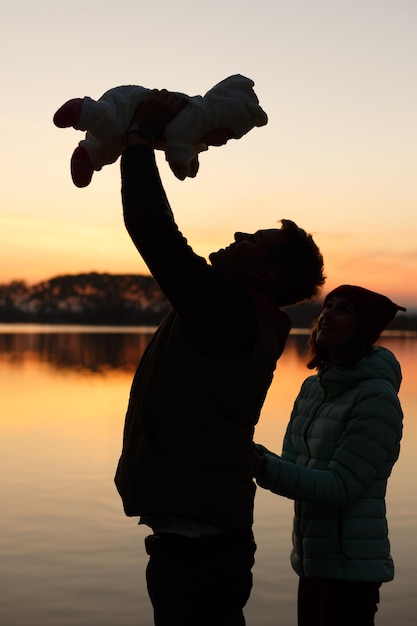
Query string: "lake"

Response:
xmin=1 ymin=326 xmax=416 ymax=626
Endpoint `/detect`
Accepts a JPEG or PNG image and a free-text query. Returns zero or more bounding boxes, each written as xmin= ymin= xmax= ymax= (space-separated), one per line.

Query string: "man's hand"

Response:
xmin=200 ymin=127 xmax=237 ymax=147
xmin=130 ymin=89 xmax=188 ymax=141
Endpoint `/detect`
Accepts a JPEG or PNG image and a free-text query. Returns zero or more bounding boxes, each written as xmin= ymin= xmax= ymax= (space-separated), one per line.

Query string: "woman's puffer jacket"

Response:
xmin=256 ymin=346 xmax=403 ymax=582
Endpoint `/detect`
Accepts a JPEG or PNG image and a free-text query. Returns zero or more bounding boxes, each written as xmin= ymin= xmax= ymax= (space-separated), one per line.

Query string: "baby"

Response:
xmin=53 ymin=74 xmax=268 ymax=187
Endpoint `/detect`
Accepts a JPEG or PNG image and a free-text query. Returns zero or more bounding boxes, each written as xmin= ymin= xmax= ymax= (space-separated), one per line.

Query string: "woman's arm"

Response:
xmin=255 ymin=391 xmax=403 ymax=506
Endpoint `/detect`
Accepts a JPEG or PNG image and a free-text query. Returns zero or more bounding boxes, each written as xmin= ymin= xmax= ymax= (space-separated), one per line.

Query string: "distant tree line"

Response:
xmin=0 ymin=273 xmax=171 ymax=326
xmin=0 ymin=273 xmax=415 ymax=331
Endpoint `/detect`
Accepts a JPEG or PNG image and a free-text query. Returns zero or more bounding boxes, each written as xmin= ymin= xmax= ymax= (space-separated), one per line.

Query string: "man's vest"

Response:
xmin=115 ymin=306 xmax=287 ymax=530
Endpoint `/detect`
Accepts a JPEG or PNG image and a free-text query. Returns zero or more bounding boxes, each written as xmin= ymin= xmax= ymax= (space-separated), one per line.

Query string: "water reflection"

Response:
xmin=0 ymin=328 xmax=314 ymax=372
xmin=0 ymin=330 xmax=154 ymax=373
xmin=0 ymin=328 xmax=413 ymax=376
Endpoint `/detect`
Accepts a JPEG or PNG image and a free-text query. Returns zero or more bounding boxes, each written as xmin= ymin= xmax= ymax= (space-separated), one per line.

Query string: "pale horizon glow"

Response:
xmin=1 ymin=1 xmax=416 ymax=307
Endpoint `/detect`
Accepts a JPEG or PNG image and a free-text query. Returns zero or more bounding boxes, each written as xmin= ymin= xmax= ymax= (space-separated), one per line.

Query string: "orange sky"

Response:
xmin=1 ymin=1 xmax=416 ymax=307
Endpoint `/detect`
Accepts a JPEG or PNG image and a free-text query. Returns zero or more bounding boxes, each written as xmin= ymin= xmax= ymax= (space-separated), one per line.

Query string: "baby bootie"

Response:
xmin=53 ymin=98 xmax=83 ymax=128
xmin=70 ymin=146 xmax=94 ymax=187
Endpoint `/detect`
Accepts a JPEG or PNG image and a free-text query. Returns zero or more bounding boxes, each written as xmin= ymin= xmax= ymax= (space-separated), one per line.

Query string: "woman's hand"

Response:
xmin=252 ymin=443 xmax=266 ymax=478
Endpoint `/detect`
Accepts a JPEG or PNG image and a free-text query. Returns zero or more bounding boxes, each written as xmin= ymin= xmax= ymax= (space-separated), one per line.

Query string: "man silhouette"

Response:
xmin=115 ymin=90 xmax=325 ymax=626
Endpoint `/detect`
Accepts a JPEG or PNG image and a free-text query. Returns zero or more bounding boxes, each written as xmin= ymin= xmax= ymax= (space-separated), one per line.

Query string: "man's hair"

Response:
xmin=265 ymin=219 xmax=325 ymax=306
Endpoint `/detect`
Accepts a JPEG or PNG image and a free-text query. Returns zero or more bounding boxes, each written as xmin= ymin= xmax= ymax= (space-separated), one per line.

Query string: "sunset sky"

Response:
xmin=1 ymin=0 xmax=416 ymax=307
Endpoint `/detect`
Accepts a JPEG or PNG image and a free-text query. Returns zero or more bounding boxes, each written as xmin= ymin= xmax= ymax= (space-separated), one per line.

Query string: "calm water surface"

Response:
xmin=1 ymin=326 xmax=416 ymax=626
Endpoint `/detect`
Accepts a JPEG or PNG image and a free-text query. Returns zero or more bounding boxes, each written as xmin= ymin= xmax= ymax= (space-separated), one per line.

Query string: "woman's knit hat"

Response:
xmin=324 ymin=285 xmax=406 ymax=347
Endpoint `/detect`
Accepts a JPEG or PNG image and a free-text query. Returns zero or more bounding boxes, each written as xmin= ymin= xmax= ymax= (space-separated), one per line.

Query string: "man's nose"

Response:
xmin=234 ymin=232 xmax=248 ymax=242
